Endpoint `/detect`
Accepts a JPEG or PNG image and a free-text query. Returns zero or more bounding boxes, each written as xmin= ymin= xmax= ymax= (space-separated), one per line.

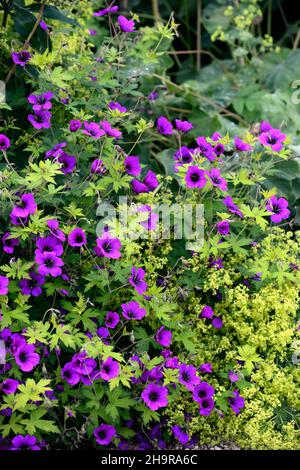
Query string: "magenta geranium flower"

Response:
xmin=0 ymin=276 xmax=9 ymax=295
xmin=259 ymin=128 xmax=286 ymax=152
xmin=100 ymin=120 xmax=122 ymax=139
xmin=69 ymin=119 xmax=82 ymax=132
xmin=94 ymin=6 xmax=119 ymax=17
xmin=11 ymin=193 xmax=37 ymax=218
xmin=172 ymin=425 xmax=189 ymax=445
xmin=82 ymin=122 xmax=105 ymax=139
xmin=91 ymin=159 xmax=106 ymax=174
xmin=212 ymin=316 xmax=223 ymax=329
xmin=200 ymin=305 xmax=214 ymax=319
xmin=35 ymin=235 xmax=63 ymax=256
xmin=137 ymin=205 xmax=159 ymax=231
xmin=178 ymin=364 xmax=200 ymax=391
xmin=195 ymin=136 xmax=215 ymax=161
xmin=266 ymin=196 xmax=290 ymax=223
xmin=175 ymin=119 xmax=193 ymax=133
xmin=61 ymin=363 xmax=80 ymax=386
xmin=47 ymin=219 xmax=66 ymax=242
xmin=1 ymin=378 xmax=19 ymax=395
xmin=11 ymin=435 xmax=40 ymax=450
xmin=199 ymin=363 xmax=213 ymax=374
xmin=173 ymin=146 xmax=194 ymax=171
xmin=108 ymin=101 xmax=127 ymax=113
xmin=185 ymin=166 xmax=206 ymax=189
xmin=228 ymin=371 xmax=239 ymax=383
xmin=222 ymin=196 xmax=243 ymax=218
xmin=157 ymin=116 xmax=173 ymax=135
xmin=234 ymin=137 xmax=252 ymax=152
xmin=19 ymin=272 xmax=45 ymax=297
xmin=94 ymin=424 xmax=116 ymax=446
xmin=260 ymin=121 xmax=272 ymax=132
xmin=124 ymin=156 xmax=141 ymax=176
xmin=2 ymin=232 xmax=20 ymax=254
xmin=216 ymin=220 xmax=230 ymax=235
xmin=35 ymin=252 xmax=64 ymax=277
xmin=94 ymin=232 xmax=121 ymax=259
xmin=228 ymin=390 xmax=245 ymax=414
xmin=0 ymin=134 xmax=11 ymax=150
xmin=28 ymin=91 xmax=53 ymax=112
xmin=129 ymin=267 xmax=148 ymax=294
xmin=199 ymin=396 xmax=215 ymax=416
xmin=208 ymin=168 xmax=227 ymax=191
xmin=58 ymin=153 xmax=76 ymax=174
xmin=12 ymin=50 xmax=31 ymax=66
xmin=28 ymin=110 xmax=51 ymax=129
xmin=71 ymin=351 xmax=97 ymax=376
xmin=155 ymin=326 xmax=172 ymax=347
xmin=100 ymin=357 xmax=119 ymax=381
xmin=141 ymin=383 xmax=168 ymax=411
xmin=121 ymin=300 xmax=146 ymax=320
xmin=14 ymin=343 xmax=40 ymax=372
xmin=68 ymin=228 xmax=87 ymax=247
xmin=192 ymin=382 xmax=215 ymax=403
xmin=105 ymin=311 xmax=120 ymax=329
xmin=45 ymin=142 xmax=67 ymax=159
xmin=117 ymin=15 xmax=135 ymax=33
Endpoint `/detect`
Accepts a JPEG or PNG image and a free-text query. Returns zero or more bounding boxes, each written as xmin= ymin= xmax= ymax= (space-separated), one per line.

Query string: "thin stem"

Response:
xmin=293 ymin=28 xmax=300 ymax=49
xmin=267 ymin=0 xmax=272 ymax=36
xmin=151 ymin=0 xmax=160 ymax=21
xmin=196 ymin=0 xmax=202 ymax=71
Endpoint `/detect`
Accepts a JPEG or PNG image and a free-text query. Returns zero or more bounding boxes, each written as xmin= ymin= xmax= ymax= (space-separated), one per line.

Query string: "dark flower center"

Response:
xmin=202 ymin=400 xmax=210 ymax=408
xmin=198 ymin=390 xmax=206 ymax=398
xmin=98 ymin=431 xmax=107 ymax=440
xmin=149 ymin=391 xmax=159 ymax=402
xmin=190 ymin=173 xmax=200 ymax=183
xmin=103 ymin=242 xmax=112 ymax=252
xmin=19 ymin=352 xmax=28 ymax=362
xmin=182 ymin=372 xmax=190 ymax=382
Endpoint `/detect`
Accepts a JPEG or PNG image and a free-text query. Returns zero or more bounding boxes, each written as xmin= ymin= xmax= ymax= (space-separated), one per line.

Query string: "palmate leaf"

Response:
xmin=20 ymin=409 xmax=59 ymax=434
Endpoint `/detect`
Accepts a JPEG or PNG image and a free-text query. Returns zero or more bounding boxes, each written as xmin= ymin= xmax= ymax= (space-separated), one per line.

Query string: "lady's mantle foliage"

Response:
xmin=0 ymin=0 xmax=299 ymax=452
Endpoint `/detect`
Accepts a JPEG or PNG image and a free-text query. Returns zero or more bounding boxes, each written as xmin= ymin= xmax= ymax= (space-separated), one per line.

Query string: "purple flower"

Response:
xmin=91 ymin=159 xmax=106 ymax=174
xmin=132 ymin=170 xmax=158 ymax=194
xmin=228 ymin=390 xmax=245 ymax=414
xmin=94 ymin=424 xmax=116 ymax=446
xmin=148 ymin=90 xmax=158 ymax=101
xmin=71 ymin=352 xmax=96 ymax=376
xmin=97 ymin=327 xmax=109 ymax=339
xmin=12 ymin=50 xmax=31 ymax=66
xmin=121 ymin=301 xmax=147 ymax=320
xmin=40 ymin=20 xmax=48 ymax=31
xmin=212 ymin=317 xmax=223 ymax=329
xmin=260 ymin=121 xmax=272 ymax=132
xmin=192 ymin=382 xmax=215 ymax=403
xmin=185 ymin=166 xmax=206 ymax=189
xmin=0 ymin=276 xmax=9 ymax=295
xmin=2 ymin=232 xmax=20 ymax=254
xmin=35 ymin=235 xmax=63 ymax=256
xmin=0 ymin=134 xmax=11 ymax=150
xmin=58 ymin=153 xmax=76 ymax=174
xmin=228 ymin=371 xmax=239 ymax=383
xmin=216 ymin=220 xmax=230 ymax=236
xmin=195 ymin=136 xmax=215 ymax=161
xmin=19 ymin=272 xmax=45 ymax=297
xmin=28 ymin=91 xmax=53 ymax=112
xmin=200 ymin=305 xmax=214 ymax=319
xmin=35 ymin=252 xmax=64 ymax=277
xmin=100 ymin=120 xmax=122 ymax=139
xmin=234 ymin=137 xmax=252 ymax=152
xmin=45 ymin=142 xmax=67 ymax=159
xmin=118 ymin=15 xmax=135 ymax=33
xmin=199 ymin=363 xmax=213 ymax=374
xmin=68 ymin=228 xmax=87 ymax=247
xmin=199 ymin=396 xmax=214 ymax=416
xmin=129 ymin=267 xmax=148 ymax=294
xmin=105 ymin=311 xmax=120 ymax=329
xmin=11 ymin=193 xmax=37 ymax=218
xmin=14 ymin=343 xmax=40 ymax=372
xmin=174 ymin=146 xmax=194 ymax=171
xmin=69 ymin=120 xmax=82 ymax=132
xmin=61 ymin=363 xmax=80 ymax=386
xmin=89 ymin=29 xmax=97 ymax=36
xmin=100 ymin=357 xmax=119 ymax=381
xmin=94 ymin=6 xmax=119 ymax=17
xmin=179 ymin=364 xmax=200 ymax=391
xmin=28 ymin=110 xmax=51 ymax=129
xmin=141 ymin=383 xmax=168 ymax=411
xmin=82 ymin=122 xmax=105 ymax=139
xmin=138 ymin=205 xmax=159 ymax=231
xmin=157 ymin=116 xmax=173 ymax=135
xmin=124 ymin=156 xmax=141 ymax=176
xmin=108 ymin=101 xmax=127 ymax=113
xmin=259 ymin=128 xmax=286 ymax=152
xmin=222 ymin=196 xmax=243 ymax=218
xmin=94 ymin=232 xmax=121 ymax=259
xmin=208 ymin=168 xmax=227 ymax=191
xmin=175 ymin=119 xmax=193 ymax=133
xmin=172 ymin=425 xmax=189 ymax=445
xmin=266 ymin=196 xmax=290 ymax=223
xmin=11 ymin=435 xmax=40 ymax=450
xmin=155 ymin=326 xmax=172 ymax=347
xmin=1 ymin=378 xmax=19 ymax=395
xmin=47 ymin=219 xmax=66 ymax=242
xmin=213 ymin=142 xmax=225 ymax=155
